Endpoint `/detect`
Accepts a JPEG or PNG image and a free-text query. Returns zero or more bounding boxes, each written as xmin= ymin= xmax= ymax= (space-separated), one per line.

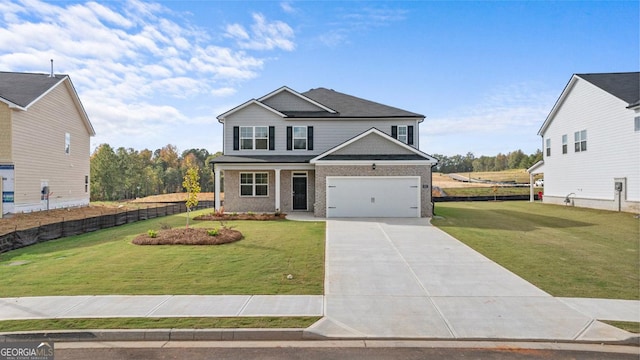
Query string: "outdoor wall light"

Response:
xmin=372 ymin=163 xmax=376 ymax=170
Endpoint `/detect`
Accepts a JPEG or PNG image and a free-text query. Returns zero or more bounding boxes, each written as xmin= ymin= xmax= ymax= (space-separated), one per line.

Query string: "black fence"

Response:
xmin=434 ymin=194 xmax=540 ymax=202
xmin=0 ymin=201 xmax=214 ymax=254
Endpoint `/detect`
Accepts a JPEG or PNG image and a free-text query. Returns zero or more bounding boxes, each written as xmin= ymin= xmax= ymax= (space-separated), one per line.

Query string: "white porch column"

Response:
xmin=275 ymin=168 xmax=281 ymax=212
xmin=529 ymin=173 xmax=534 ymax=202
xmin=214 ymin=166 xmax=221 ymax=210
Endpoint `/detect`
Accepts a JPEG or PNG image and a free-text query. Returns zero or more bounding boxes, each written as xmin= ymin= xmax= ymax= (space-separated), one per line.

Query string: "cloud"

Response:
xmin=0 ymin=0 xmax=296 ymax=151
xmin=426 ymin=83 xmax=556 ymax=136
xmin=225 ymin=13 xmax=295 ymax=51
xmin=280 ymin=1 xmax=297 ymax=14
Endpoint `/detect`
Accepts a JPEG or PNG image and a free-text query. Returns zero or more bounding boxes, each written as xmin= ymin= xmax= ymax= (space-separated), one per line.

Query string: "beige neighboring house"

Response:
xmin=0 ymin=71 xmax=95 ymax=217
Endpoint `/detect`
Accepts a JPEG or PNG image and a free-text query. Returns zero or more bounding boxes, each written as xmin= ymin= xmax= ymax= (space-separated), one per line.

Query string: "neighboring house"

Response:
xmin=0 ymin=71 xmax=95 ymax=217
xmin=528 ymin=72 xmax=639 ymax=213
xmin=211 ymin=86 xmax=438 ymax=218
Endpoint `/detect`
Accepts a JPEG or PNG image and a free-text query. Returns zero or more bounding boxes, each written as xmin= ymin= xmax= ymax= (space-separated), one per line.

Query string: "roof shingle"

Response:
xmin=577 ymin=72 xmax=639 ymax=105
xmin=0 ymin=72 xmax=66 ymax=108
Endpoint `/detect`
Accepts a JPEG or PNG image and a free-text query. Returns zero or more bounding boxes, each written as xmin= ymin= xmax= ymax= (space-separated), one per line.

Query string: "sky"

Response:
xmin=0 ymin=0 xmax=637 ymax=157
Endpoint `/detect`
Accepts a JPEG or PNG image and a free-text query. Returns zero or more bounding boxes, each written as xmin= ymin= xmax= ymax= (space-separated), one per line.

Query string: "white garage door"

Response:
xmin=326 ymin=176 xmax=420 ymax=218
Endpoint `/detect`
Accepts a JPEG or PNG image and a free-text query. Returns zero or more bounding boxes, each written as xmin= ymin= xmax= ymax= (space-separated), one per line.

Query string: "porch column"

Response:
xmin=214 ymin=166 xmax=221 ymax=210
xmin=529 ymin=173 xmax=534 ymax=202
xmin=275 ymin=168 xmax=281 ymax=212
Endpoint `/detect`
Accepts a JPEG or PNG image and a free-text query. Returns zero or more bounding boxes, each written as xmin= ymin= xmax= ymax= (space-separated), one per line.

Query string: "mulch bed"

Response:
xmin=132 ymin=227 xmax=243 ymax=245
xmin=194 ymin=213 xmax=287 ymax=221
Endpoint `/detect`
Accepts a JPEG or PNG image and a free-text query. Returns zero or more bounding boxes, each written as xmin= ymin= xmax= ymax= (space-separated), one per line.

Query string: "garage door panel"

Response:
xmin=326 ymin=177 xmax=420 ymax=218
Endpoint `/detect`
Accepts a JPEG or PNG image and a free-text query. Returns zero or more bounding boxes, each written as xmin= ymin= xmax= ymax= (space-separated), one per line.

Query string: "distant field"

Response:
xmin=433 ymin=170 xmax=542 ymax=197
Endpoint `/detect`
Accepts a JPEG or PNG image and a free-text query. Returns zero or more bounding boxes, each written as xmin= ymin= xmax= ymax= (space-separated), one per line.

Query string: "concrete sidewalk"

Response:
xmin=0 ymin=295 xmax=323 ymax=320
xmin=306 ymin=218 xmax=638 ymax=341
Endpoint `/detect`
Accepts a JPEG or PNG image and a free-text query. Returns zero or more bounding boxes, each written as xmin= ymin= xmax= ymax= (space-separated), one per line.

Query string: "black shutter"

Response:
xmin=286 ymin=126 xmax=292 ymax=150
xmin=233 ymin=126 xmax=239 ymax=150
xmin=408 ymin=125 xmax=414 ymax=145
xmin=307 ymin=126 xmax=314 ymax=150
xmin=269 ymin=126 xmax=275 ymax=150
xmin=391 ymin=125 xmax=398 ymax=139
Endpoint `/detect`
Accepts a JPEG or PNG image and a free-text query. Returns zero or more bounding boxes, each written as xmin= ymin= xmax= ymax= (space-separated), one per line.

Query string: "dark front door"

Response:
xmin=292 ymin=176 xmax=307 ymax=210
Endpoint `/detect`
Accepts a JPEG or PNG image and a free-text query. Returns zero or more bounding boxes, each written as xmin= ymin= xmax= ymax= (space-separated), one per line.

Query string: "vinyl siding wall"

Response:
xmin=261 ymin=91 xmax=325 ymax=112
xmin=222 ymin=104 xmax=421 ymax=156
xmin=541 ymin=78 xmax=640 ymax=211
xmin=0 ymin=103 xmax=11 ymax=162
xmin=12 ymin=81 xmax=91 ymax=212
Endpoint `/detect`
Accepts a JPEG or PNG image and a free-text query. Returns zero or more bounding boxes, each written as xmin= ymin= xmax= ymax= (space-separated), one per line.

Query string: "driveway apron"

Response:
xmin=306 ymin=218 xmax=632 ymax=341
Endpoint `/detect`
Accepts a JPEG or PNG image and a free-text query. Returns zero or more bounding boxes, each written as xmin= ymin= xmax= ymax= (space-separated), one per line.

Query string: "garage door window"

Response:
xmin=240 ymin=172 xmax=268 ymax=196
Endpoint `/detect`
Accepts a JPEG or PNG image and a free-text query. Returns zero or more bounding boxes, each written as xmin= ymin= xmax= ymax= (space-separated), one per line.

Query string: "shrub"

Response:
xmin=207 ymin=229 xmax=219 ymax=236
xmin=147 ymin=229 xmax=158 ymax=238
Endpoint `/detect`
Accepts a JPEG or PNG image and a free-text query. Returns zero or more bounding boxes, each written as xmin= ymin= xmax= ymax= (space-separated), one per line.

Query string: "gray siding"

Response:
xmin=223 ymin=104 xmax=420 ymax=156
xmin=333 ymin=132 xmax=414 ymax=155
xmin=262 ymin=91 xmax=325 ymax=112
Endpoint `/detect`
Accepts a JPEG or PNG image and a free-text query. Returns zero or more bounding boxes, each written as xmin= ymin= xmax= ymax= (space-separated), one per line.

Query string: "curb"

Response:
xmin=0 ymin=329 xmax=307 ymax=342
xmin=1 ymin=329 xmax=638 ymax=346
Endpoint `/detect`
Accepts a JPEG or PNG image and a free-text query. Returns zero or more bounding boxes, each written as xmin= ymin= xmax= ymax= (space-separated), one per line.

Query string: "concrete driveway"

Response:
xmin=306 ymin=218 xmax=633 ymax=341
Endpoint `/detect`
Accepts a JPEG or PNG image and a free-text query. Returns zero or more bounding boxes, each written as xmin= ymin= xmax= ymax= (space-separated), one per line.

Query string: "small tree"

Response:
xmin=182 ymin=166 xmax=201 ymax=228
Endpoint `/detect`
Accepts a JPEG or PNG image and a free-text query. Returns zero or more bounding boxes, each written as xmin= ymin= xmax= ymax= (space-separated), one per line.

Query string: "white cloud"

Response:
xmin=225 ymin=13 xmax=295 ymax=51
xmin=280 ymin=1 xmax=297 ymax=14
xmin=0 ymin=0 xmax=296 ymax=151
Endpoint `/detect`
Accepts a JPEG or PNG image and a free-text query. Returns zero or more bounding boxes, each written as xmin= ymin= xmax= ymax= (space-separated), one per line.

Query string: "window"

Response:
xmin=397 ymin=126 xmax=408 ymax=143
xmin=545 ymin=138 xmax=551 ymax=157
xmin=65 ymin=133 xmax=70 ymax=154
xmin=85 ymin=175 xmax=89 ymax=193
xmin=293 ymin=126 xmax=307 ymax=150
xmin=240 ymin=172 xmax=268 ymax=197
xmin=574 ymin=130 xmax=587 ymax=152
xmin=239 ymin=126 xmax=268 ymax=150
xmin=562 ymin=134 xmax=567 ymax=154
xmin=635 ymin=116 xmax=640 ymax=132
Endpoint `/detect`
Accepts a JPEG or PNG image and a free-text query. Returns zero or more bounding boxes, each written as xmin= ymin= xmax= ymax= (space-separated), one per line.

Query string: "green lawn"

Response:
xmin=0 ymin=209 xmax=325 ymax=296
xmin=0 ymin=317 xmax=321 ymax=332
xmin=432 ymin=202 xmax=639 ymax=300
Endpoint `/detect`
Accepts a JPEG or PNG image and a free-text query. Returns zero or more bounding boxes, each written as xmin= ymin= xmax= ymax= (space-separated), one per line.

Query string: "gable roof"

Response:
xmin=538 ymin=72 xmax=639 ymax=135
xmin=0 ymin=71 xmax=67 ymax=109
xmin=576 ymin=72 xmax=639 ymax=105
xmin=0 ymin=71 xmax=95 ymax=136
xmin=217 ymin=86 xmax=425 ymax=121
xmin=311 ymin=128 xmax=437 ymax=164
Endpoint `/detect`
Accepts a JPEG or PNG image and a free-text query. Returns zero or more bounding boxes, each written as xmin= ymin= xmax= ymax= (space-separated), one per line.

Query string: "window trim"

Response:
xmin=293 ymin=126 xmax=307 ymax=150
xmin=239 ymin=172 xmax=269 ymax=197
xmin=239 ymin=126 xmax=269 ymax=150
xmin=562 ymin=134 xmax=567 ymax=154
xmin=65 ymin=132 xmax=70 ymax=155
xmin=574 ymin=130 xmax=587 ymax=153
xmin=397 ymin=125 xmax=408 ymax=143
xmin=545 ymin=138 xmax=551 ymax=157
xmin=635 ymin=116 xmax=640 ymax=132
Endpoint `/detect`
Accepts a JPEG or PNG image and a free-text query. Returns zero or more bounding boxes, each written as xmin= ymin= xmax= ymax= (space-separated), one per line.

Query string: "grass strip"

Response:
xmin=602 ymin=321 xmax=640 ymax=334
xmin=0 ymin=210 xmax=325 ymax=296
xmin=432 ymin=201 xmax=639 ymax=300
xmin=0 ymin=317 xmax=321 ymax=332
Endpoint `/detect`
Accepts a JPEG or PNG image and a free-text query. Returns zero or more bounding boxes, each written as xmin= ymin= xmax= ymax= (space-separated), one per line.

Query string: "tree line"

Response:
xmin=431 ymin=149 xmax=542 ymax=174
xmin=90 ymin=144 xmax=220 ymax=201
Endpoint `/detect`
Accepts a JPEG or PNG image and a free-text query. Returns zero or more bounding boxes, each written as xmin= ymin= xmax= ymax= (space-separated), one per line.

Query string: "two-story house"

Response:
xmin=0 ymin=71 xmax=95 ymax=217
xmin=528 ymin=72 xmax=639 ymax=212
xmin=211 ymin=86 xmax=438 ymax=218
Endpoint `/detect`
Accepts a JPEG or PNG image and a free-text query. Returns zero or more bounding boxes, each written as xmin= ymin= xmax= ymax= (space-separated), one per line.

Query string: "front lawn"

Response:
xmin=0 ymin=210 xmax=325 ymax=296
xmin=431 ymin=201 xmax=639 ymax=300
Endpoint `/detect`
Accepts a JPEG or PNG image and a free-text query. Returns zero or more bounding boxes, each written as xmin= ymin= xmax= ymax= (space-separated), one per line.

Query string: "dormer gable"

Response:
xmin=259 ymin=86 xmax=336 ymax=114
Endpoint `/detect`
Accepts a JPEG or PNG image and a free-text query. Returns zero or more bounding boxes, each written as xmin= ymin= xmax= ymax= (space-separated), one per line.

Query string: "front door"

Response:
xmin=292 ymin=174 xmax=307 ymax=210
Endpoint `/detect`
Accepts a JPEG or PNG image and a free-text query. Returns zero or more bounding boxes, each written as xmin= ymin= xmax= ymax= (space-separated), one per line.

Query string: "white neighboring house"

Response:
xmin=528 ymin=72 xmax=639 ymax=213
